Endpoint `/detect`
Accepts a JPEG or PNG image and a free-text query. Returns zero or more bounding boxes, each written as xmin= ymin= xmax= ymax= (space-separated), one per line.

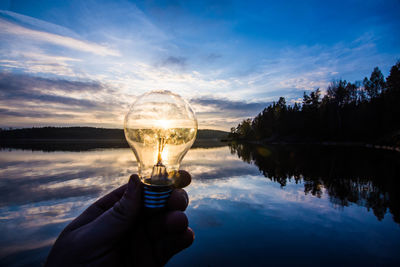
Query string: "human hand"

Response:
xmin=45 ymin=170 xmax=194 ymax=267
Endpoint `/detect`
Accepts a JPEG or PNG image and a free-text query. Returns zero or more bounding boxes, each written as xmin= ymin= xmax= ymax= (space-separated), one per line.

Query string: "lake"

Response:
xmin=0 ymin=144 xmax=400 ymax=266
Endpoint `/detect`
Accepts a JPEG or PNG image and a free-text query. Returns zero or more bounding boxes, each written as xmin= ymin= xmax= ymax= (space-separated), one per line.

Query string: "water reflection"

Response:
xmin=0 ymin=149 xmax=137 ymax=266
xmin=0 ymin=147 xmax=249 ymax=266
xmin=1 ymin=146 xmax=400 ymax=266
xmin=229 ymin=142 xmax=400 ymax=224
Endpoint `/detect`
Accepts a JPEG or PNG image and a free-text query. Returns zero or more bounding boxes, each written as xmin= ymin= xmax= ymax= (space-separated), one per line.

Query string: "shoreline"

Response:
xmin=0 ymin=138 xmax=227 ymax=151
xmin=229 ymin=139 xmax=400 ymax=153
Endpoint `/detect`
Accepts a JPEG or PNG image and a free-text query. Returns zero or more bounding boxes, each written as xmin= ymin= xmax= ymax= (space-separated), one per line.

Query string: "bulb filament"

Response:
xmin=157 ymin=136 xmax=166 ymax=165
xmin=151 ymin=133 xmax=168 ymax=181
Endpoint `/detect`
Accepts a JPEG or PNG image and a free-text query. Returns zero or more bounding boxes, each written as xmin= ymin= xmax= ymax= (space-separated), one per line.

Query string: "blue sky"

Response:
xmin=0 ymin=0 xmax=399 ymax=130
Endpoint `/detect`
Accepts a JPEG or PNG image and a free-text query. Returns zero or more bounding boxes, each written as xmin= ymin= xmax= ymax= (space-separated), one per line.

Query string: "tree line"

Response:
xmin=229 ymin=61 xmax=400 ymax=146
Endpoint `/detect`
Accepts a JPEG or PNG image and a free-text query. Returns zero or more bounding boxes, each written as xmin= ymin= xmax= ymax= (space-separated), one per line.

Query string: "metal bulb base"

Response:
xmin=143 ymin=184 xmax=172 ymax=209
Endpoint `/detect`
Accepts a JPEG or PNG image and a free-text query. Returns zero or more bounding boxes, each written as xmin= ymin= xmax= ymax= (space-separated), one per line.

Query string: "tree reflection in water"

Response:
xmin=229 ymin=142 xmax=400 ymax=223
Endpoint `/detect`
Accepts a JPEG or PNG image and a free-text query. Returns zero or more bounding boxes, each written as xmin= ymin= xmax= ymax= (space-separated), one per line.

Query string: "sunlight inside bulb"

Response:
xmin=124 ymin=91 xmax=198 ymax=181
xmin=161 ymin=146 xmax=169 ymax=163
xmin=157 ymin=119 xmax=171 ymax=129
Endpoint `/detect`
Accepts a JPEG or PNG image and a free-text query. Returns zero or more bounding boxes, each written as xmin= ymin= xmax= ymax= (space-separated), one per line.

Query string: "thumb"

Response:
xmin=107 ymin=174 xmax=142 ymax=224
xmin=75 ymin=175 xmax=142 ymax=247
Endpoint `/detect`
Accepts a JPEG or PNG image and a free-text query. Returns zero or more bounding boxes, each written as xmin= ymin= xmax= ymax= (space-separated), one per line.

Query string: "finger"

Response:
xmin=146 ymin=210 xmax=189 ymax=239
xmin=174 ymin=170 xmax=191 ymax=189
xmin=64 ymin=182 xmax=128 ymax=232
xmin=158 ymin=228 xmax=195 ymax=266
xmin=70 ymin=175 xmax=142 ymax=248
xmin=165 ymin=211 xmax=188 ymax=233
xmin=92 ymin=184 xmax=128 ymax=211
xmin=167 ymin=189 xmax=189 ymax=211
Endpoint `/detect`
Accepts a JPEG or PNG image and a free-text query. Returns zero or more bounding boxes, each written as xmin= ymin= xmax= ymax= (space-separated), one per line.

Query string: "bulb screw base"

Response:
xmin=143 ymin=184 xmax=172 ymax=209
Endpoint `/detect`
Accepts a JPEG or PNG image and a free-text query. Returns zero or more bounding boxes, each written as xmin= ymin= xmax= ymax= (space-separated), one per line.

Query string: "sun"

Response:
xmin=157 ymin=119 xmax=171 ymax=129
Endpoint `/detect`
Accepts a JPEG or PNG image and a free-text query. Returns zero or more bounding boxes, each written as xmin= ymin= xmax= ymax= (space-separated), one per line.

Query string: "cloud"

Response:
xmin=0 ymin=72 xmax=105 ymax=107
xmin=0 ymin=72 xmax=104 ymax=92
xmin=0 ymin=10 xmax=80 ymax=38
xmin=0 ymin=72 xmax=129 ymax=128
xmin=0 ymin=108 xmax=74 ymax=118
xmin=206 ymin=53 xmax=222 ymax=61
xmin=0 ymin=17 xmax=120 ymax=57
xmin=0 ymin=52 xmax=81 ymax=76
xmin=161 ymin=56 xmax=187 ymax=68
xmin=191 ymin=96 xmax=271 ymax=114
xmin=187 ymin=96 xmax=273 ymax=130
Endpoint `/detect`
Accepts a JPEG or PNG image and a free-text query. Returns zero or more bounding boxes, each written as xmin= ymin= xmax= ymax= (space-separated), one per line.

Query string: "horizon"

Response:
xmin=1 ymin=1 xmax=400 ymax=131
xmin=0 ymin=126 xmax=229 ymax=132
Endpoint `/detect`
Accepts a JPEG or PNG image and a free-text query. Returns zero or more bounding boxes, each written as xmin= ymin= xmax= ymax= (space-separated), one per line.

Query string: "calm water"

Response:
xmin=0 ymin=144 xmax=400 ymax=266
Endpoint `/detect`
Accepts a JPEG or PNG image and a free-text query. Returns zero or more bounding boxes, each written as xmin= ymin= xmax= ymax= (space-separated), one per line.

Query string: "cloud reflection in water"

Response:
xmin=1 ymin=146 xmax=400 ymax=266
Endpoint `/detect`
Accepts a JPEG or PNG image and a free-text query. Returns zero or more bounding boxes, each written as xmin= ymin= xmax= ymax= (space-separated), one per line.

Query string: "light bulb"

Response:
xmin=124 ymin=90 xmax=197 ymax=208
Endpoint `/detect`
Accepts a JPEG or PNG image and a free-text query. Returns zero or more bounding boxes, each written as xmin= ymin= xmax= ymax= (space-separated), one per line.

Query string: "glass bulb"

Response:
xmin=124 ymin=90 xmax=197 ymax=208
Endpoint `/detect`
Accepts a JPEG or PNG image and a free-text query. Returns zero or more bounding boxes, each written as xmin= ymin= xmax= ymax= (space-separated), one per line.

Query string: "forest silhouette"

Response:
xmin=229 ymin=61 xmax=400 ymax=147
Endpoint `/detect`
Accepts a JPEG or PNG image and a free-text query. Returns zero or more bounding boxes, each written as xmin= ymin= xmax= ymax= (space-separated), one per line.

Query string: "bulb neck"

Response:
xmin=142 ymin=163 xmax=174 ymax=210
xmin=151 ymin=162 xmax=168 ymax=180
xmin=143 ymin=183 xmax=172 ymax=209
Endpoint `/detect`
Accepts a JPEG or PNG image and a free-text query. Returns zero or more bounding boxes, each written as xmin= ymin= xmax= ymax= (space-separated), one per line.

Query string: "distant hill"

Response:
xmin=0 ymin=127 xmax=229 ymax=151
xmin=0 ymin=127 xmax=228 ymax=140
xmin=0 ymin=127 xmax=124 ymax=139
xmin=196 ymin=129 xmax=229 ymax=140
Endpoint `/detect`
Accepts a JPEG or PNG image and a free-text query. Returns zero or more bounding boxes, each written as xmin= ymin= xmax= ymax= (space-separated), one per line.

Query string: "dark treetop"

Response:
xmin=230 ymin=61 xmax=400 ymax=148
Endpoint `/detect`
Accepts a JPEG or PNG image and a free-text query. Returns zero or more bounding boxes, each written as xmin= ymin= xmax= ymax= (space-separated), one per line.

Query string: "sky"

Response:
xmin=0 ymin=0 xmax=399 ymax=130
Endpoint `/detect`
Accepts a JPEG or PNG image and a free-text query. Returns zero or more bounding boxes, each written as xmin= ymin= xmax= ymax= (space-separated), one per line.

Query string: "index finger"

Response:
xmin=63 ymin=175 xmax=136 ymax=232
xmin=167 ymin=189 xmax=189 ymax=211
xmin=174 ymin=170 xmax=191 ymax=189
